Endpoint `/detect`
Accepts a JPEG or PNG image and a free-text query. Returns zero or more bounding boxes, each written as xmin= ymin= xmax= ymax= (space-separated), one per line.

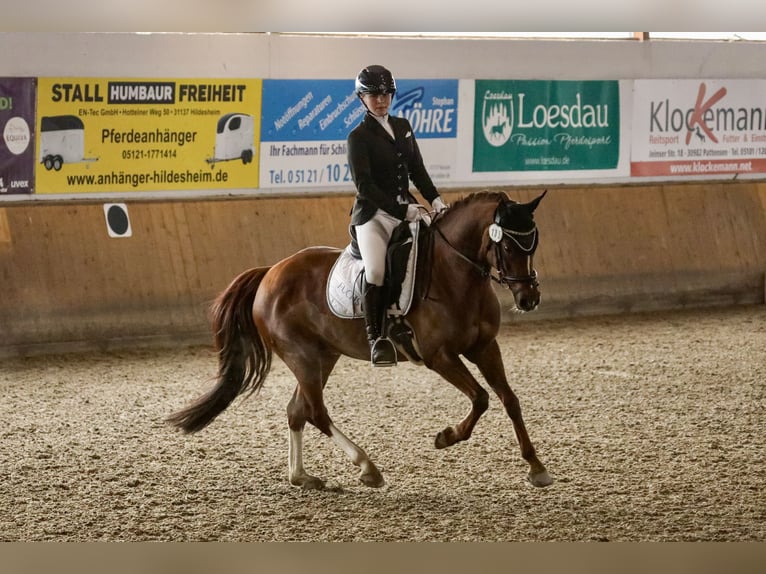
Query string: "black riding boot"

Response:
xmin=363 ymin=283 xmax=397 ymax=367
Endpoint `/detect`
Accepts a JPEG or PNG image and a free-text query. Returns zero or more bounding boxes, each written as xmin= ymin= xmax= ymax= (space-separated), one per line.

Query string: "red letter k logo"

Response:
xmin=685 ymin=82 xmax=727 ymax=145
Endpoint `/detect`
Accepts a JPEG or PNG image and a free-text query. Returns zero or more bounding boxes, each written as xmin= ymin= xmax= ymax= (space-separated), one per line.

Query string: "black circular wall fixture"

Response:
xmin=103 ymin=203 xmax=132 ymax=238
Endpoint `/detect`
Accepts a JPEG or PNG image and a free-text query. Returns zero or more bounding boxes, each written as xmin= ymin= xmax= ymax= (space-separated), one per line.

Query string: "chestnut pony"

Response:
xmin=167 ymin=190 xmax=553 ymax=489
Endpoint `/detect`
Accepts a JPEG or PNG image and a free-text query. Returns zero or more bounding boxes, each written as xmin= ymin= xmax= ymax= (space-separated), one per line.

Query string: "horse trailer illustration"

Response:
xmin=39 ymin=115 xmax=98 ymax=170
xmin=206 ymin=113 xmax=255 ymax=167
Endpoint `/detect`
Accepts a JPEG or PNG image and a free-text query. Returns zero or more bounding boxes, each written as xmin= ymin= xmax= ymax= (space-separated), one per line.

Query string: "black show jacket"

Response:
xmin=347 ymin=113 xmax=439 ymax=226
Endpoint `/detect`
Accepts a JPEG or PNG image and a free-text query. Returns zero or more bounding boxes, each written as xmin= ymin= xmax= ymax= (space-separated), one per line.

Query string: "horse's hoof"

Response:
xmin=301 ymin=478 xmax=326 ymax=491
xmin=434 ymin=427 xmax=457 ymax=449
xmin=527 ymin=470 xmax=554 ymax=488
xmin=291 ymin=476 xmax=326 ymax=491
xmin=359 ymin=471 xmax=385 ymax=488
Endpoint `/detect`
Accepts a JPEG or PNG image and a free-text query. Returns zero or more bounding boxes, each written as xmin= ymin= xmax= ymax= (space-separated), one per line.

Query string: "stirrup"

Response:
xmin=370 ymin=337 xmax=397 ymax=367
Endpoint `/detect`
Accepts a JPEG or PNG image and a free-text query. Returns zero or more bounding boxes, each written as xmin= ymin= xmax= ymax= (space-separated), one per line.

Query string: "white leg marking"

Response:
xmin=328 ymin=423 xmax=374 ymax=474
xmin=288 ymin=428 xmax=305 ymax=483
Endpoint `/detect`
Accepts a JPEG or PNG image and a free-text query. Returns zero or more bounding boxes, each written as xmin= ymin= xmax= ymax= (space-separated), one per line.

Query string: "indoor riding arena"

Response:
xmin=1 ymin=304 xmax=765 ymax=542
xmin=1 ymin=32 xmax=765 ymax=545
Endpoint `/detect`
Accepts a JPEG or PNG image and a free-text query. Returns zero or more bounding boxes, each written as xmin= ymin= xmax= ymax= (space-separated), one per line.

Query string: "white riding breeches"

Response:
xmin=355 ymin=209 xmax=401 ymax=286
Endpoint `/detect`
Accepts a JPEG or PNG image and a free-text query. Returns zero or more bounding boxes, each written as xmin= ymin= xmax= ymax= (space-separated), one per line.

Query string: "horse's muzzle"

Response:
xmin=515 ymin=289 xmax=540 ymax=312
xmin=499 ymin=270 xmax=540 ymax=312
xmin=508 ymin=277 xmax=540 ymax=312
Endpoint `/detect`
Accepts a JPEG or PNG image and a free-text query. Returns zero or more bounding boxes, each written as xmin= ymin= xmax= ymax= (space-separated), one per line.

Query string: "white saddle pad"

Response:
xmin=326 ymin=221 xmax=420 ymax=319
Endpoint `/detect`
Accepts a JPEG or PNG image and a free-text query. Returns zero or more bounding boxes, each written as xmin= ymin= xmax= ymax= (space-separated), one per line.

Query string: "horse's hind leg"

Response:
xmin=466 ymin=339 xmax=553 ymax=488
xmin=285 ymin=352 xmax=384 ymax=489
xmin=328 ymin=422 xmax=384 ymax=488
xmin=287 ymin=411 xmax=325 ymax=491
xmin=287 ymin=390 xmax=385 ymax=489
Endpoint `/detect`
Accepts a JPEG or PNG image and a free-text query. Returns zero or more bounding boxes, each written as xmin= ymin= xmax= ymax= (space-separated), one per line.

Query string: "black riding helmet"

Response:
xmin=355 ymin=65 xmax=397 ymax=96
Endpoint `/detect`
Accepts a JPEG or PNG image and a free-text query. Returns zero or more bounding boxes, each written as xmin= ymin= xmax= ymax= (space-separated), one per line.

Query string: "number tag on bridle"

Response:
xmin=488 ymin=223 xmax=504 ymax=243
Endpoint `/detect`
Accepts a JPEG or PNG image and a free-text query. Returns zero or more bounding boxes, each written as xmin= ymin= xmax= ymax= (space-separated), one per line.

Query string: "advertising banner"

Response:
xmin=20 ymin=75 xmax=766 ymax=197
xmin=0 ymin=77 xmax=36 ymax=195
xmin=631 ymin=79 xmax=766 ymax=177
xmin=260 ymin=79 xmax=459 ymax=189
xmin=35 ymin=78 xmax=262 ymax=193
xmin=472 ymin=80 xmax=620 ymax=173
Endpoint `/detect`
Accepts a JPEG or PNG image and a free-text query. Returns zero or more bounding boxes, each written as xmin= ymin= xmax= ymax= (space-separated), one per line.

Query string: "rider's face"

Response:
xmin=362 ymin=92 xmax=392 ymax=116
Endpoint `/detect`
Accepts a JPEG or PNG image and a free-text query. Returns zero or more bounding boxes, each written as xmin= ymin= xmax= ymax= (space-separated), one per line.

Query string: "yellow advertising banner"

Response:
xmin=35 ymin=78 xmax=262 ymax=193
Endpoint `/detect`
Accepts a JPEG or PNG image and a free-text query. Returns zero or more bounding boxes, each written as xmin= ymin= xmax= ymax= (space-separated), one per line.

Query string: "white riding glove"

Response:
xmin=405 ymin=204 xmax=431 ymax=226
xmin=405 ymin=204 xmax=423 ymax=222
xmin=431 ymin=197 xmax=449 ymax=214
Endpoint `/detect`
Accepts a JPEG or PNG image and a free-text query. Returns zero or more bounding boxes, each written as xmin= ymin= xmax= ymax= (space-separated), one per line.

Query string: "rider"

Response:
xmin=347 ymin=64 xmax=449 ymax=366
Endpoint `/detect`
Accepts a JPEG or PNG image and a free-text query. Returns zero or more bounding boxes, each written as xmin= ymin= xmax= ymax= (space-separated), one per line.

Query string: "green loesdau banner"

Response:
xmin=473 ymin=80 xmax=620 ymax=172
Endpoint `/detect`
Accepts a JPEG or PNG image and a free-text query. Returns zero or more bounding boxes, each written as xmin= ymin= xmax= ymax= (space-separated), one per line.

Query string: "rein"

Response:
xmin=433 ymin=224 xmax=492 ymax=279
xmin=432 ymin=223 xmax=538 ymax=288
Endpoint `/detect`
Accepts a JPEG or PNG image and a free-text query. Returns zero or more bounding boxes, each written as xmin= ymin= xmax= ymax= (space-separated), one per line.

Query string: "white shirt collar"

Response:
xmin=371 ymin=113 xmax=395 ymax=139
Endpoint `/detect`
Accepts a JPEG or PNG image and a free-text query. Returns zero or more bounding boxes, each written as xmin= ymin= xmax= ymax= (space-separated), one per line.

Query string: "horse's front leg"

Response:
xmin=466 ymin=339 xmax=553 ymax=488
xmin=427 ymin=350 xmax=490 ymax=448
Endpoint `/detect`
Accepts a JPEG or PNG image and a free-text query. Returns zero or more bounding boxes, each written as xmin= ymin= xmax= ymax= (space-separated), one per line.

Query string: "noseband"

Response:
xmin=491 ymin=226 xmax=539 ymax=287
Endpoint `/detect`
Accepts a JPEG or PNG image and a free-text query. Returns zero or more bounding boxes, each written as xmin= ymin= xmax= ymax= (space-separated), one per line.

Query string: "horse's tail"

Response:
xmin=166 ymin=266 xmax=273 ymax=434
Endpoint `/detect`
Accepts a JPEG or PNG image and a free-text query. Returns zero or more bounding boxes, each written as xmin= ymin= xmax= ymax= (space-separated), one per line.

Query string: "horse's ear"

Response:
xmin=525 ymin=189 xmax=548 ymax=213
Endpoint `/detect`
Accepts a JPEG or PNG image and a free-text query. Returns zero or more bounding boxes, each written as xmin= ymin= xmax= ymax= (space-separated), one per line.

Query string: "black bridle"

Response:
xmin=432 ymin=223 xmax=539 ymax=289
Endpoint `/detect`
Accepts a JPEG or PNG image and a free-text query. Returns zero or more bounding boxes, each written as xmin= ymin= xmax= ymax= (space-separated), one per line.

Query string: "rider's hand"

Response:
xmin=405 ymin=204 xmax=423 ymax=222
xmin=405 ymin=204 xmax=431 ymax=226
xmin=431 ymin=197 xmax=449 ymax=214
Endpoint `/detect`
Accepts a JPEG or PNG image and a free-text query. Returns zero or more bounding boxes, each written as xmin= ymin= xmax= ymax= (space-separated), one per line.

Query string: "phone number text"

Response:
xmin=121 ymin=149 xmax=179 ymax=160
xmin=267 ymin=163 xmax=352 ymax=185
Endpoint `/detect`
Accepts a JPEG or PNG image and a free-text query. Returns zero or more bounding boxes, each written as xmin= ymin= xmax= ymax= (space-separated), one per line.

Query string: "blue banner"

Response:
xmin=261 ymin=79 xmax=458 ymax=142
xmin=391 ymin=79 xmax=458 ymax=139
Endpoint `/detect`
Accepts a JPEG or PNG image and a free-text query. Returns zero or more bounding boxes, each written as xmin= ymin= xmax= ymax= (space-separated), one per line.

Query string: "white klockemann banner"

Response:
xmin=631 ymin=79 xmax=766 ymax=177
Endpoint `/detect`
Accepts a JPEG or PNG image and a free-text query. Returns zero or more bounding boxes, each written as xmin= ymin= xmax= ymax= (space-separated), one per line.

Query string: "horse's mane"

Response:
xmin=436 ymin=190 xmax=507 ymax=224
xmin=449 ymin=190 xmax=507 ymax=210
